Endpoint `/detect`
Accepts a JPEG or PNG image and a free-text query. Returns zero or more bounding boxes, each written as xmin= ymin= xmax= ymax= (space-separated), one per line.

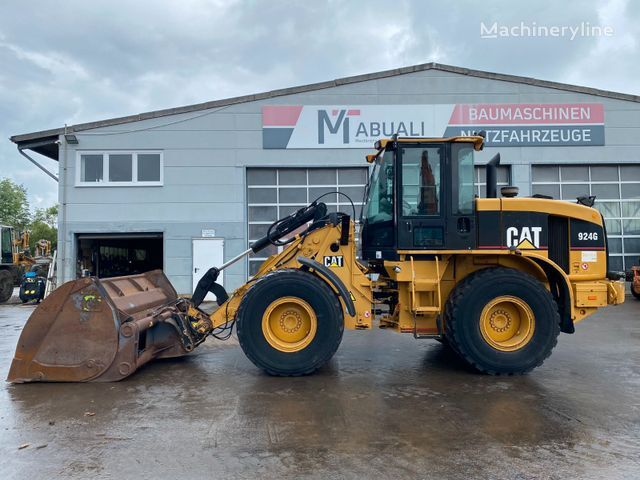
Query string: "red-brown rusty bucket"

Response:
xmin=7 ymin=270 xmax=195 ymax=383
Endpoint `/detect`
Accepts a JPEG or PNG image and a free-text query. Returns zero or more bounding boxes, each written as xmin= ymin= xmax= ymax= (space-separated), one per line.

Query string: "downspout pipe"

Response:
xmin=17 ymin=145 xmax=59 ymax=182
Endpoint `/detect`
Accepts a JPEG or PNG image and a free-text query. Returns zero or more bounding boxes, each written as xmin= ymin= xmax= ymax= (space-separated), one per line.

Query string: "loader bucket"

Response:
xmin=7 ymin=270 xmax=195 ymax=383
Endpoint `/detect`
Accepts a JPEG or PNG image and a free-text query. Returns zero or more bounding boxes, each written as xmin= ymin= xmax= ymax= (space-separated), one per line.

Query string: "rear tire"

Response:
xmin=445 ymin=267 xmax=560 ymax=375
xmin=236 ymin=269 xmax=344 ymax=376
xmin=0 ymin=270 xmax=12 ymax=303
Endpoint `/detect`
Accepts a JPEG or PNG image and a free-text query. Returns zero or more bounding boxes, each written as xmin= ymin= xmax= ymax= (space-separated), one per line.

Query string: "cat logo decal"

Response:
xmin=506 ymin=226 xmax=542 ymax=249
xmin=323 ymin=256 xmax=344 ymax=268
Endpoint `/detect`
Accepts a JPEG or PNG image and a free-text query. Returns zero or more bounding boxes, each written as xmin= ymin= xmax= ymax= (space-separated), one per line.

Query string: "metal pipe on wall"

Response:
xmin=60 ymin=132 xmax=69 ymax=284
xmin=17 ymin=147 xmax=59 ymax=182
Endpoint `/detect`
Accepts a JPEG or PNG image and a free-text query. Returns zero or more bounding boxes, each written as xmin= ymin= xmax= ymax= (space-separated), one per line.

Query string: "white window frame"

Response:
xmin=75 ymin=151 xmax=164 ymax=187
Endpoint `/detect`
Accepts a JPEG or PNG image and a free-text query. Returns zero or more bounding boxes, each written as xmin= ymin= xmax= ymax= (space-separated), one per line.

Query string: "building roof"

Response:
xmin=10 ymin=62 xmax=640 ymax=160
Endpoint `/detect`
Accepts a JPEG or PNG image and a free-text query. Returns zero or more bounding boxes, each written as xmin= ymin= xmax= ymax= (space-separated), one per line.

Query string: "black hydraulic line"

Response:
xmin=253 ymin=202 xmax=327 ymax=251
xmin=312 ymin=191 xmax=357 ymax=221
xmin=339 ymin=214 xmax=350 ymax=245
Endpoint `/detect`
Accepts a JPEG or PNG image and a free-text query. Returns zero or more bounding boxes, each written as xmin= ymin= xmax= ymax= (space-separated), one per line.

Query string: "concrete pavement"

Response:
xmin=0 ymin=299 xmax=638 ymax=479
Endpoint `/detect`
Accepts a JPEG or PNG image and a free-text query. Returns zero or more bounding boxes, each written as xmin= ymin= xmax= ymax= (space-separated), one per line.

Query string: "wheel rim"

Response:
xmin=262 ymin=296 xmax=317 ymax=353
xmin=479 ymin=295 xmax=535 ymax=352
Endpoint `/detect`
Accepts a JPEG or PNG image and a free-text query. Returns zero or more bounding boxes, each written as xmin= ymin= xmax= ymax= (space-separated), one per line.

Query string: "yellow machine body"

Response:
xmin=195 ymin=205 xmax=623 ymax=340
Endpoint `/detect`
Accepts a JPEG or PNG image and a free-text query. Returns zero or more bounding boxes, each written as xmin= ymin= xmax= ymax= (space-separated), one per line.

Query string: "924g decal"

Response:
xmin=570 ymin=219 xmax=605 ymax=250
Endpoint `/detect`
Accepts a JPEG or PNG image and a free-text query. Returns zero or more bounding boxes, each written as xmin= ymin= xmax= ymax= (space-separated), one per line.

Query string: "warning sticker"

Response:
xmin=581 ymin=251 xmax=597 ymax=263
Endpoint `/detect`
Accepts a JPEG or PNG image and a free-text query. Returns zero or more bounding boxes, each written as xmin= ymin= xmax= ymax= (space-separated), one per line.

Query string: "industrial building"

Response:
xmin=10 ymin=63 xmax=640 ymax=295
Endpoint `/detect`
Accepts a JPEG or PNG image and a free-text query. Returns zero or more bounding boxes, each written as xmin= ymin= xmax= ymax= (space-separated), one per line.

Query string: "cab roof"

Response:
xmin=366 ymin=135 xmax=485 ymax=163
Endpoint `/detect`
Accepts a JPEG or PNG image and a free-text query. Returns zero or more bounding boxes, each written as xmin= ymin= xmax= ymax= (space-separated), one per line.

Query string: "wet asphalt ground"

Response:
xmin=0 ymin=294 xmax=638 ymax=480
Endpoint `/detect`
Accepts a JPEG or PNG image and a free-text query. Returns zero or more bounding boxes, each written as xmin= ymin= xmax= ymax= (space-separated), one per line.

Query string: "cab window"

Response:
xmin=453 ymin=144 xmax=475 ymax=215
xmin=364 ymin=150 xmax=394 ymax=224
xmin=401 ymin=147 xmax=441 ymax=216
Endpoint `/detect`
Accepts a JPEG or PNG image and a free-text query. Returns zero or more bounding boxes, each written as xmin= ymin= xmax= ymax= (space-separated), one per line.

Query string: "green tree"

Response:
xmin=29 ymin=205 xmax=58 ymax=250
xmin=0 ymin=178 xmax=31 ymax=229
xmin=32 ymin=205 xmax=58 ymax=229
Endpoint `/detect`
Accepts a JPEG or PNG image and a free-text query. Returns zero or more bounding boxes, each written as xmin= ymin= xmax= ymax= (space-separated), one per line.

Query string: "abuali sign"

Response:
xmin=262 ymin=103 xmax=604 ymax=149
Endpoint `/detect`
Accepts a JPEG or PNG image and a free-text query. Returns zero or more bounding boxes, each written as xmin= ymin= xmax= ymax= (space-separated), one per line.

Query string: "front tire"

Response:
xmin=236 ymin=269 xmax=344 ymax=376
xmin=445 ymin=267 xmax=560 ymax=375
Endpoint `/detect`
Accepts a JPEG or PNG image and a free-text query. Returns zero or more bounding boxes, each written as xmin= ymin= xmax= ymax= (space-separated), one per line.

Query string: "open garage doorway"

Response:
xmin=76 ymin=233 xmax=163 ymax=278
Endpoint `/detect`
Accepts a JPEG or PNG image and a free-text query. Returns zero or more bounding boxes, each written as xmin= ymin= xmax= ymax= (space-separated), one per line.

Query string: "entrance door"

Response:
xmin=396 ymin=143 xmax=476 ymax=250
xmin=397 ymin=145 xmax=447 ymax=249
xmin=192 ymin=238 xmax=224 ymax=301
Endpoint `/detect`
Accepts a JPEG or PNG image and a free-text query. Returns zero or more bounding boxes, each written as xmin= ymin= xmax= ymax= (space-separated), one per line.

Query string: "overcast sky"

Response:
xmin=1 ymin=0 xmax=637 ymax=210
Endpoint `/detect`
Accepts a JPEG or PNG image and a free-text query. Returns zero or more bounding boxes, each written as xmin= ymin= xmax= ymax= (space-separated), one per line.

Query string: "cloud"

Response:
xmin=0 ymin=0 xmax=636 ymax=212
xmin=564 ymin=0 xmax=640 ymax=92
xmin=0 ymin=41 xmax=89 ymax=80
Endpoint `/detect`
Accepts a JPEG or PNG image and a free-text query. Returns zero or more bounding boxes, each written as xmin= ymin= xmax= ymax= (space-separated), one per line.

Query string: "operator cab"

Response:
xmin=361 ymin=135 xmax=485 ymax=261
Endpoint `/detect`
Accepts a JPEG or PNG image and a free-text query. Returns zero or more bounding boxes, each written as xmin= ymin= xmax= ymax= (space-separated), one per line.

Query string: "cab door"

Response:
xmin=396 ymin=143 xmax=476 ymax=250
xmin=397 ymin=144 xmax=447 ymax=249
xmin=446 ymin=143 xmax=476 ymax=249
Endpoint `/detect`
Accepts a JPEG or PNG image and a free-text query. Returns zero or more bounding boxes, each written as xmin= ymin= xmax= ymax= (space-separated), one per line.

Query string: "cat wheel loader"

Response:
xmin=7 ymin=134 xmax=625 ymax=383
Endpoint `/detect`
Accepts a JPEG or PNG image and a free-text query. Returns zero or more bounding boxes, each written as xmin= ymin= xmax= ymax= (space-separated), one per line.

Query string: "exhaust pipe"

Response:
xmin=485 ymin=153 xmax=501 ymax=199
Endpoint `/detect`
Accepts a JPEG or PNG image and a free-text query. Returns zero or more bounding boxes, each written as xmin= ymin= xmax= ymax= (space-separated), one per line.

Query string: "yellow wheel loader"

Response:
xmin=7 ymin=134 xmax=625 ymax=382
